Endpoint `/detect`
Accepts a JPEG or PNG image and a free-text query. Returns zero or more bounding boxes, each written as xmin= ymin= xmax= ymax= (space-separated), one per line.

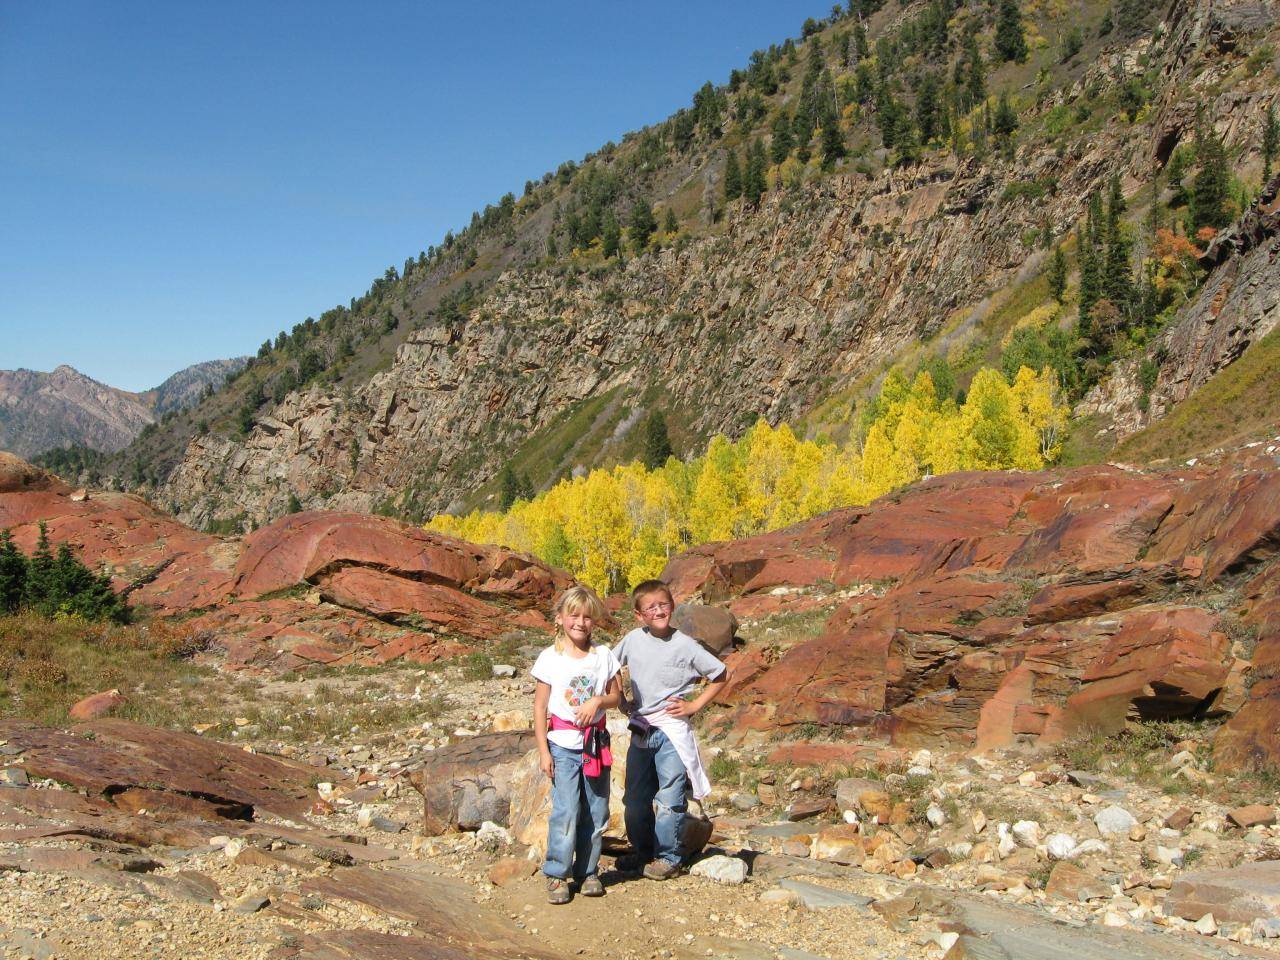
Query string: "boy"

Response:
xmin=614 ymin=579 xmax=728 ymax=880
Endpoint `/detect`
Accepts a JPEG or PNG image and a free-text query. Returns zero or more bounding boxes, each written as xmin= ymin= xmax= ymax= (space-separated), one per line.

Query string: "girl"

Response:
xmin=532 ymin=584 xmax=621 ymax=904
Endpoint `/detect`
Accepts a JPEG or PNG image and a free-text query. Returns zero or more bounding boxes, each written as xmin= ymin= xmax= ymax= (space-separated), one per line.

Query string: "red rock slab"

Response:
xmin=0 ymin=718 xmax=339 ymax=819
xmin=0 ymin=487 xmax=238 ymax=613
xmin=317 ymin=566 xmax=513 ymax=638
xmin=1166 ymin=861 xmax=1280 ymax=923
xmin=726 ymin=591 xmax=833 ymax=621
xmin=1025 ymin=565 xmax=1178 ymax=624
xmin=1004 ymin=469 xmax=1176 ymax=575
xmin=1060 ymin=606 xmax=1230 ymax=737
xmin=1149 ymin=465 xmax=1280 ymax=582
xmin=662 ymin=507 xmax=859 ymax=600
xmin=828 ymin=471 xmax=1037 ymax=585
xmin=1215 ymin=675 xmax=1280 ymax=771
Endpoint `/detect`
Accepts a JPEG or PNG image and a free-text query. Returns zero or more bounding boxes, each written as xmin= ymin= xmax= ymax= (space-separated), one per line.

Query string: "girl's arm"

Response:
xmin=533 ymin=681 xmax=553 ymax=779
xmin=571 ymin=674 xmax=622 ymax=726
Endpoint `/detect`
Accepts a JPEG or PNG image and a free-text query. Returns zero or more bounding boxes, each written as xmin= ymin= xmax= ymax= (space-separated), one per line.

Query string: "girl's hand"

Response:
xmin=539 ymin=750 xmax=554 ymax=780
xmin=573 ymin=696 xmax=601 ymax=726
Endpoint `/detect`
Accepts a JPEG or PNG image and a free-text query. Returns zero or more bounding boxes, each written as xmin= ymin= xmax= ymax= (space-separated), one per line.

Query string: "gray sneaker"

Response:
xmin=643 ymin=859 xmax=684 ymax=881
xmin=546 ymin=877 xmax=571 ymax=904
xmin=579 ymin=875 xmax=605 ymax=897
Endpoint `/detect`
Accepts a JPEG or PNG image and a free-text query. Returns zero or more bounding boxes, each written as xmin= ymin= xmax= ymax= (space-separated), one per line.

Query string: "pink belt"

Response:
xmin=549 ymin=714 xmax=612 ymax=778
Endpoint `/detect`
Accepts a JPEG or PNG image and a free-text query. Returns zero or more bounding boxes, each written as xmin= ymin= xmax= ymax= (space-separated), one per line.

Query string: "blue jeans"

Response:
xmin=543 ymin=743 xmax=610 ymax=881
xmin=624 ymin=728 xmax=689 ymax=866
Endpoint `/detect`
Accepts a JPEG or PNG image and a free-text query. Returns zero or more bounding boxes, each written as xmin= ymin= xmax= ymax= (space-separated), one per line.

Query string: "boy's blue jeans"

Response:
xmin=624 ymin=728 xmax=689 ymax=866
xmin=543 ymin=743 xmax=610 ymax=881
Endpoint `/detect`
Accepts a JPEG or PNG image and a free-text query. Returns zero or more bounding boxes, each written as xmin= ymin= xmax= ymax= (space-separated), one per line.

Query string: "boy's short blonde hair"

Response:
xmin=551 ymin=585 xmax=606 ymax=651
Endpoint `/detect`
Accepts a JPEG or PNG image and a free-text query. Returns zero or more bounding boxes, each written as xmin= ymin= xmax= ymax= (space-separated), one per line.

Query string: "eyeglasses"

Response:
xmin=640 ymin=601 xmax=673 ymax=615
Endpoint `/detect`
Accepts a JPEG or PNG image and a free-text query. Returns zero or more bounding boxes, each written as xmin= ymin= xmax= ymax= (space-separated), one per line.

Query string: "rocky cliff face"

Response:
xmin=149 ymin=1 xmax=1280 ymax=531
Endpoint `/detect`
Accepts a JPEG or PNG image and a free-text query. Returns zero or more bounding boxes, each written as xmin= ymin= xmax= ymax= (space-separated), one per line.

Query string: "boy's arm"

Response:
xmin=663 ymin=668 xmax=728 ymax=718
xmin=533 ymin=681 xmax=553 ymax=778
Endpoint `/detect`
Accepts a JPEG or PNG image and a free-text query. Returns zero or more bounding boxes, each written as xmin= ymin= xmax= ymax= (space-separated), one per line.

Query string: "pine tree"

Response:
xmin=1102 ymin=176 xmax=1134 ymax=313
xmin=963 ymin=33 xmax=986 ymax=109
xmin=516 ymin=472 xmax=535 ymax=502
xmin=602 ymin=211 xmax=622 ymax=259
xmin=1190 ymin=113 xmax=1232 ymax=232
xmin=770 ymin=110 xmax=794 ymax=164
xmin=1263 ymin=104 xmax=1278 ymax=184
xmin=1098 ymin=7 xmax=1114 ymax=35
xmin=642 ymin=411 xmax=674 ymax=469
xmin=663 ymin=207 xmax=678 ymax=235
xmin=499 ymin=466 xmax=520 ymax=510
xmin=1077 ymin=224 xmax=1102 ymax=345
xmin=916 ymin=73 xmax=940 ymax=143
xmin=286 ymin=492 xmax=302 ymax=514
xmin=993 ymin=92 xmax=1018 ymax=146
xmin=724 ymin=150 xmax=743 ymax=202
xmin=23 ymin=522 xmax=54 ymax=613
xmin=994 ymin=0 xmax=1028 ymax=63
xmin=0 ymin=529 xmax=26 ymax=614
xmin=629 ymin=199 xmax=658 ymax=252
xmin=1048 ymin=246 xmax=1068 ymax=303
xmin=820 ymin=118 xmax=846 ymax=168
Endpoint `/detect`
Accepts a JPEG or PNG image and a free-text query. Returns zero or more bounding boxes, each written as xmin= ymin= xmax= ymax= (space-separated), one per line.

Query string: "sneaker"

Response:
xmin=643 ymin=859 xmax=684 ymax=881
xmin=579 ymin=875 xmax=605 ymax=897
xmin=546 ymin=877 xmax=571 ymax=905
xmin=614 ymin=853 xmax=650 ymax=874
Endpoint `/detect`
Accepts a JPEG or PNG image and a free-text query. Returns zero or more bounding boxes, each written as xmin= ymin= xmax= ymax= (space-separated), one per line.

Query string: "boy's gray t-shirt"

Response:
xmin=614 ymin=627 xmax=726 ymax=716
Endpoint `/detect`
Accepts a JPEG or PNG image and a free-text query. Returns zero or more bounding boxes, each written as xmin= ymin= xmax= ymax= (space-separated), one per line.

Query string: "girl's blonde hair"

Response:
xmin=551 ymin=584 xmax=606 ymax=652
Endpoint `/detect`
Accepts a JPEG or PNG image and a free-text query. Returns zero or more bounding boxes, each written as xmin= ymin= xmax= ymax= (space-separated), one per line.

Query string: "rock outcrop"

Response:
xmin=0 ymin=456 xmax=568 ymax=670
xmin=669 ymin=445 xmax=1280 ymax=771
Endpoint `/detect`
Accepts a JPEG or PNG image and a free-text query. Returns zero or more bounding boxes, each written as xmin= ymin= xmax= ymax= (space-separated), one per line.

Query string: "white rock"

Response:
xmin=972 ymin=810 xmax=987 ymax=834
xmin=492 ymin=664 xmax=517 ymax=679
xmin=926 ymin=804 xmax=948 ymax=828
xmin=948 ymin=842 xmax=973 ymax=860
xmin=1155 ymin=845 xmax=1185 ymax=867
xmin=996 ymin=823 xmax=1018 ymax=858
xmin=476 ymin=821 xmax=513 ymax=846
xmin=910 ymin=749 xmax=933 ymax=769
xmin=356 ymin=805 xmax=376 ymax=828
xmin=1017 ymin=771 xmax=1039 ymax=787
xmin=907 ymin=766 xmax=932 ymax=778
xmin=1095 ymin=805 xmax=1138 ymax=836
xmin=1012 ymin=820 xmax=1041 ymax=847
xmin=1195 ymin=913 xmax=1218 ymax=936
xmin=1045 ymin=833 xmax=1077 ymax=860
xmin=316 ymin=782 xmax=336 ymax=800
xmin=1069 ymin=838 xmax=1109 ymax=858
xmin=842 ymin=809 xmax=859 ymax=825
xmin=223 ymin=838 xmax=245 ymax=859
xmin=690 ymin=854 xmax=748 ymax=885
xmin=1166 ymin=750 xmax=1196 ymax=769
xmin=1102 ymin=911 xmax=1129 ymax=927
xmin=208 ymin=835 xmax=230 ymax=849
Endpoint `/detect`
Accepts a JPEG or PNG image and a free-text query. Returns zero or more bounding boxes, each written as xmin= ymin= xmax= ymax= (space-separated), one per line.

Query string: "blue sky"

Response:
xmin=1 ymin=1 xmax=833 ymax=392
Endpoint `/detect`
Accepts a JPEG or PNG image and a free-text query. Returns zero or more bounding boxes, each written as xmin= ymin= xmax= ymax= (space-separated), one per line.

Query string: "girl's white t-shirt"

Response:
xmin=531 ymin=643 xmax=621 ymax=750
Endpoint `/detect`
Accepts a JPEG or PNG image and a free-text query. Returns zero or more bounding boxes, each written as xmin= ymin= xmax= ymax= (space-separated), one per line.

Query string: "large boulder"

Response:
xmin=408 ymin=732 xmax=536 ymax=835
xmin=1166 ymin=861 xmax=1280 ymax=924
xmin=671 ymin=603 xmax=739 ymax=657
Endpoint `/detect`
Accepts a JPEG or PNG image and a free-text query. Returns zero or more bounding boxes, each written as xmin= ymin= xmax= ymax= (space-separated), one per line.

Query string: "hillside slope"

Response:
xmin=93 ymin=0 xmax=1279 ymax=532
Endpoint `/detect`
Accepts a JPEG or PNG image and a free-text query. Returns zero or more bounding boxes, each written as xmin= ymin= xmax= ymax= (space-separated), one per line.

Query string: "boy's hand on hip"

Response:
xmin=573 ymin=696 xmax=601 ymax=726
xmin=663 ymin=698 xmax=698 ymax=719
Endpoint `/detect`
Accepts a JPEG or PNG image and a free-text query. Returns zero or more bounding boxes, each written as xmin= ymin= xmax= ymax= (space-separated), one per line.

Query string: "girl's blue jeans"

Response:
xmin=543 ymin=742 xmax=610 ymax=880
xmin=623 ymin=728 xmax=689 ymax=866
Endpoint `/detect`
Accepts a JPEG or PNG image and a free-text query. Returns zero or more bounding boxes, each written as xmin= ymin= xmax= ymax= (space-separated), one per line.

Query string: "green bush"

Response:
xmin=0 ymin=524 xmax=129 ymax=624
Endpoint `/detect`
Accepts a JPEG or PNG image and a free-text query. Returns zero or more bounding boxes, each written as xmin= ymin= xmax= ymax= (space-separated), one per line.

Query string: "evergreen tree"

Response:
xmin=629 ymin=198 xmax=658 ymax=252
xmin=23 ymin=523 xmax=54 ymax=613
xmin=1263 ymin=104 xmax=1278 ymax=184
xmin=1098 ymin=7 xmax=1114 ymax=35
xmin=602 ymin=211 xmax=622 ymax=259
xmin=663 ymin=207 xmax=678 ymax=235
xmin=499 ymin=466 xmax=521 ymax=510
xmin=1115 ymin=0 xmax=1145 ymax=35
xmin=1077 ymin=224 xmax=1102 ymax=343
xmin=993 ymin=92 xmax=1019 ymax=145
xmin=770 ymin=110 xmax=794 ymax=164
xmin=286 ymin=492 xmax=303 ymax=514
xmin=1190 ymin=113 xmax=1232 ymax=231
xmin=724 ymin=150 xmax=743 ymax=202
xmin=516 ymin=471 xmax=535 ymax=502
xmin=1102 ymin=177 xmax=1134 ymax=313
xmin=642 ymin=411 xmax=674 ymax=469
xmin=916 ymin=74 xmax=941 ymax=144
xmin=963 ymin=33 xmax=986 ymax=109
xmin=994 ymin=0 xmax=1028 ymax=63
xmin=820 ymin=118 xmax=846 ymax=168
xmin=0 ymin=529 xmax=25 ymax=614
xmin=1048 ymin=245 xmax=1068 ymax=303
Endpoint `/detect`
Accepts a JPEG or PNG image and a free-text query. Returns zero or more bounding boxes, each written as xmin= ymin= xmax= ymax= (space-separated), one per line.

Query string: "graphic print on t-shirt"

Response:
xmin=564 ymin=672 xmax=595 ymax=707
